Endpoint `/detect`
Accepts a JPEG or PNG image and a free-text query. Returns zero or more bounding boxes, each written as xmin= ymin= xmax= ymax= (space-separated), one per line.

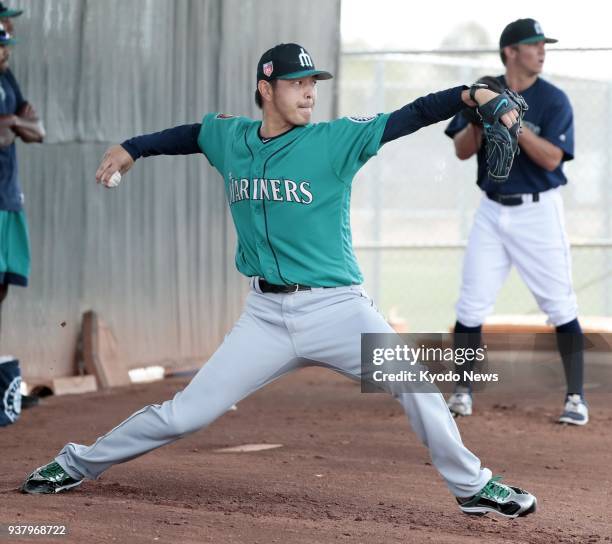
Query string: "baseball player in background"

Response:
xmin=0 ymin=16 xmax=45 ymax=414
xmin=23 ymin=43 xmax=537 ymax=518
xmin=445 ymin=19 xmax=587 ymax=425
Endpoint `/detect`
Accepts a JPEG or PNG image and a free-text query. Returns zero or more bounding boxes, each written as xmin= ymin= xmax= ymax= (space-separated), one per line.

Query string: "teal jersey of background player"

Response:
xmin=198 ymin=112 xmax=390 ymax=287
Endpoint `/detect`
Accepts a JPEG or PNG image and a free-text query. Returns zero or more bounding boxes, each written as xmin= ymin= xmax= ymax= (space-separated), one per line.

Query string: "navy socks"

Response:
xmin=555 ymin=318 xmax=584 ymax=398
xmin=454 ymin=318 xmax=584 ymax=398
xmin=453 ymin=321 xmax=482 ymax=392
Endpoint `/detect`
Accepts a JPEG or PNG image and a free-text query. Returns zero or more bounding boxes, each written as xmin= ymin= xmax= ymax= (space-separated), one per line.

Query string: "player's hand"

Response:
xmin=474 ymin=89 xmax=519 ymax=129
xmin=95 ymin=145 xmax=134 ymax=185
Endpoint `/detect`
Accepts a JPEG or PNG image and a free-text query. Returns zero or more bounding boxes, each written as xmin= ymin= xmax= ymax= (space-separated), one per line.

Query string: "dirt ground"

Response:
xmin=1 ymin=368 xmax=611 ymax=544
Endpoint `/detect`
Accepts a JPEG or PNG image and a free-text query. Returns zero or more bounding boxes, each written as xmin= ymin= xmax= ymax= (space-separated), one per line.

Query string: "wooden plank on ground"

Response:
xmin=82 ymin=311 xmax=131 ymax=388
xmin=52 ymin=375 xmax=98 ymax=396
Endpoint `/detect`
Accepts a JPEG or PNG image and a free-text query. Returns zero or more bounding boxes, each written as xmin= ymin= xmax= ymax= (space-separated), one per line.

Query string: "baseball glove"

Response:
xmin=461 ymin=76 xmax=504 ymax=125
xmin=477 ymin=88 xmax=528 ymax=182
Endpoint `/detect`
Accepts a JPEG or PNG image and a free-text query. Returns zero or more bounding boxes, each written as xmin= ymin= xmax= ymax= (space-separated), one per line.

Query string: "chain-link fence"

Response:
xmin=341 ymin=49 xmax=612 ymax=331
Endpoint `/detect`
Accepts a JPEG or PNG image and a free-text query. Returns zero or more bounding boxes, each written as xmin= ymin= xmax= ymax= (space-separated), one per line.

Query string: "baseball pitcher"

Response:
xmin=23 ymin=43 xmax=536 ymax=518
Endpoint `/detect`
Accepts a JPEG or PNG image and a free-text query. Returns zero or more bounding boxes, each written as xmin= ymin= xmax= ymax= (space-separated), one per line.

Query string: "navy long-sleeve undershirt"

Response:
xmin=120 ymin=85 xmax=468 ymax=160
xmin=121 ymin=123 xmax=202 ymax=160
xmin=380 ymin=85 xmax=467 ymax=143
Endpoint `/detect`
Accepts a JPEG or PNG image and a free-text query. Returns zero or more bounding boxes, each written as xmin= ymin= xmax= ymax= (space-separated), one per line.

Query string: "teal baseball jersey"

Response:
xmin=197 ymin=112 xmax=390 ymax=286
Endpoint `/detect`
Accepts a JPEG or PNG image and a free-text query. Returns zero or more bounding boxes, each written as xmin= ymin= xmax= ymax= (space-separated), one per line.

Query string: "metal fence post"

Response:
xmin=370 ymin=59 xmax=385 ymax=304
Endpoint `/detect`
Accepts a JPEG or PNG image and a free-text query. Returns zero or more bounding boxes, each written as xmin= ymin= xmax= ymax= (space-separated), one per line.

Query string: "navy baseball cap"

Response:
xmin=0 ymin=2 xmax=23 ymax=18
xmin=0 ymin=23 xmax=15 ymax=45
xmin=500 ymin=18 xmax=558 ymax=48
xmin=257 ymin=43 xmax=333 ymax=83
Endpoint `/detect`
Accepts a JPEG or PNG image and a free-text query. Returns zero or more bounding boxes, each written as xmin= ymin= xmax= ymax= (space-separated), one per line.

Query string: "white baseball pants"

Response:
xmin=456 ymin=188 xmax=578 ymax=327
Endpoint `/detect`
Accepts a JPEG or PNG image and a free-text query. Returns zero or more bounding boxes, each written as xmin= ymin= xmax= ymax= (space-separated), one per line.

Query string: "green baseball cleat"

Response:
xmin=457 ymin=476 xmax=537 ymax=518
xmin=21 ymin=461 xmax=83 ymax=494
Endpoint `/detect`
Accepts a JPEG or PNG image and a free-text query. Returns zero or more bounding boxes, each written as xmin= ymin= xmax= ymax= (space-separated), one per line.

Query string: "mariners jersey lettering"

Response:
xmin=198 ymin=112 xmax=390 ymax=286
xmin=227 ymin=177 xmax=313 ymax=205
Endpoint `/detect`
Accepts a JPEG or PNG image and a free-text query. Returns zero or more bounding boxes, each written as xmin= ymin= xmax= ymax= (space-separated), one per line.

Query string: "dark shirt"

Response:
xmin=0 ymin=69 xmax=27 ymax=211
xmin=445 ymin=76 xmax=574 ymax=194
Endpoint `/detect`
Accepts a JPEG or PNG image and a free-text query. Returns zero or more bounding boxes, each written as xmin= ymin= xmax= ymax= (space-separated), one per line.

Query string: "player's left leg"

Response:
xmin=0 ymin=209 xmax=10 ymax=336
xmin=554 ymin=318 xmax=587 ymax=424
xmin=2 ymin=211 xmax=31 ymax=289
xmin=504 ymin=189 xmax=586 ymax=425
xmin=21 ymin=286 xmax=304 ymax=493
xmin=0 ymin=210 xmax=38 ymax=410
xmin=0 ymin=211 xmax=38 ymax=410
xmin=0 ymin=283 xmax=8 ymax=333
xmin=291 ymin=286 xmax=535 ymax=517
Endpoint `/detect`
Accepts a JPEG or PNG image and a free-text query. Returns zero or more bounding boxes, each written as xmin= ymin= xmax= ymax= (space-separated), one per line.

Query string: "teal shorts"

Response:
xmin=0 ymin=210 xmax=30 ymax=287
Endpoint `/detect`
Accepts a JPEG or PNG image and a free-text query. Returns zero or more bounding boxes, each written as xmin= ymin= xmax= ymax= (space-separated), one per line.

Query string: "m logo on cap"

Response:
xmin=534 ymin=21 xmax=543 ymax=34
xmin=298 ymin=48 xmax=313 ymax=68
xmin=263 ymin=61 xmax=273 ymax=77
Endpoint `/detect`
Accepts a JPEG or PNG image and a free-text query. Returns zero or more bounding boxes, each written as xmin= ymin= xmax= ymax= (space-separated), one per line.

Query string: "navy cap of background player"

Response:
xmin=499 ymin=18 xmax=558 ymax=49
xmin=256 ymin=43 xmax=333 ymax=83
xmin=0 ymin=2 xmax=23 ymax=18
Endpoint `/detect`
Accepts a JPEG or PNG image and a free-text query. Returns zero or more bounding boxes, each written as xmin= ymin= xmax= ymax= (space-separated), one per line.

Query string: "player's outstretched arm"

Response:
xmin=95 ymin=123 xmax=203 ymax=186
xmin=381 ymin=86 xmax=518 ymax=144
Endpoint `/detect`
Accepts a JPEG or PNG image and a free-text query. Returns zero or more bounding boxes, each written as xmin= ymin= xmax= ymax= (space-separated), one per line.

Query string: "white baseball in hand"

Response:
xmin=105 ymin=171 xmax=122 ymax=188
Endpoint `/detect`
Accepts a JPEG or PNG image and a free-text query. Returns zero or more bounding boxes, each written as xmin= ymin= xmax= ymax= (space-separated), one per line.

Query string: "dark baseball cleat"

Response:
xmin=457 ymin=476 xmax=536 ymax=519
xmin=21 ymin=461 xmax=83 ymax=494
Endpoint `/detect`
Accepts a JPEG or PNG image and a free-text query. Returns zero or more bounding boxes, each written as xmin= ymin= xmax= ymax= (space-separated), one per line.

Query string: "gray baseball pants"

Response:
xmin=56 ymin=282 xmax=491 ymax=497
